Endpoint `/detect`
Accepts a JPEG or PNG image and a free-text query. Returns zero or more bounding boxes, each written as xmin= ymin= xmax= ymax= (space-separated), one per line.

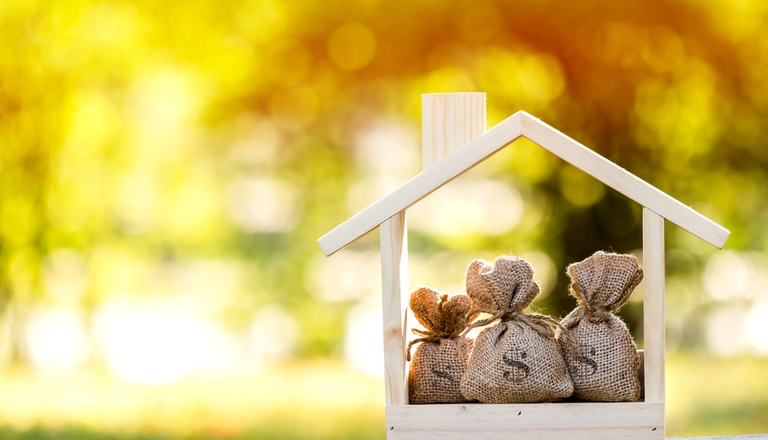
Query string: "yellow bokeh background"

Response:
xmin=1 ymin=0 xmax=768 ymax=438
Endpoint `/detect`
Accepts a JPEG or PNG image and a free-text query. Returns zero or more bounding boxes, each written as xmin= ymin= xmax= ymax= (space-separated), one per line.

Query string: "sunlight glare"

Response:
xmin=24 ymin=306 xmax=89 ymax=375
xmin=344 ymin=300 xmax=383 ymax=378
xmin=93 ymin=299 xmax=240 ymax=385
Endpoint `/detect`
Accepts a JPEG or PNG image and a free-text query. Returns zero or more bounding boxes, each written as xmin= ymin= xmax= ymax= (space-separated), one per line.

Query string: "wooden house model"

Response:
xmin=317 ymin=92 xmax=729 ymax=439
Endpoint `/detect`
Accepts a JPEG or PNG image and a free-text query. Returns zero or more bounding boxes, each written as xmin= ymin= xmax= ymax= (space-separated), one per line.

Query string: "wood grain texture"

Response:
xmin=380 ymin=212 xmax=408 ymax=405
xmin=643 ymin=208 xmax=665 ymax=405
xmin=388 ymin=428 xmax=660 ymax=440
xmin=421 ymin=93 xmax=486 ymax=168
xmin=319 ymin=110 xmax=728 ymax=256
xmin=387 ymin=402 xmax=664 ymax=440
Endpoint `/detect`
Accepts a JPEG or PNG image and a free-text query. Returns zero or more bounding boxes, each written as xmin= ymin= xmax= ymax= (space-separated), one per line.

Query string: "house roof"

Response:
xmin=318 ymin=111 xmax=730 ymax=256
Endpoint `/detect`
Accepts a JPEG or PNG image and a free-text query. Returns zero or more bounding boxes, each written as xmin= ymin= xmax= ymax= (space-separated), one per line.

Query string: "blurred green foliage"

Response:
xmin=1 ymin=0 xmax=768 ymax=437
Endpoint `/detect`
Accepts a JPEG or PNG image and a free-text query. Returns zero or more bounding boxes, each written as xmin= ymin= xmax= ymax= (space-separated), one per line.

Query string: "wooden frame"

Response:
xmin=320 ymin=93 xmax=729 ymax=440
xmin=318 ymin=108 xmax=728 ymax=256
xmin=381 ymin=212 xmax=408 ymax=405
xmin=387 ymin=402 xmax=663 ymax=439
xmin=643 ymin=207 xmax=665 ymax=404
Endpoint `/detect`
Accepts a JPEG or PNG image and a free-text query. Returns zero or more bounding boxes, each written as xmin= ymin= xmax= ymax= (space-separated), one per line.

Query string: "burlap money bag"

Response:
xmin=560 ymin=251 xmax=644 ymax=401
xmin=460 ymin=256 xmax=574 ymax=403
xmin=407 ymin=287 xmax=475 ymax=404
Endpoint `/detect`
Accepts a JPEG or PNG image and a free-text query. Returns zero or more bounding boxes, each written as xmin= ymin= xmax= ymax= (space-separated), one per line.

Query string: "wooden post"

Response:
xmin=642 ymin=207 xmax=665 ymax=407
xmin=380 ymin=93 xmax=487 ymax=411
xmin=380 ymin=92 xmax=487 ymax=410
xmin=415 ymin=93 xmax=486 ymax=377
xmin=421 ymin=93 xmax=487 ymax=168
xmin=381 ymin=212 xmax=408 ymax=406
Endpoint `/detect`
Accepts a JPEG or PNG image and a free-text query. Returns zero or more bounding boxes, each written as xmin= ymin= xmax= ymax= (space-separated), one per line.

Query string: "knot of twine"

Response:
xmin=562 ymin=302 xmax=611 ymax=329
xmin=583 ymin=303 xmax=611 ymax=323
xmin=406 ymin=294 xmax=468 ymax=362
xmin=459 ymin=306 xmax=581 ymax=355
xmin=406 ymin=327 xmax=463 ymax=361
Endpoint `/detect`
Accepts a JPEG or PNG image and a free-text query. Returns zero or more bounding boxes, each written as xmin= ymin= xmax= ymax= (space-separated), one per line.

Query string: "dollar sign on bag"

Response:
xmin=430 ymin=363 xmax=457 ymax=386
xmin=574 ymin=344 xmax=598 ymax=377
xmin=502 ymin=347 xmax=530 ymax=382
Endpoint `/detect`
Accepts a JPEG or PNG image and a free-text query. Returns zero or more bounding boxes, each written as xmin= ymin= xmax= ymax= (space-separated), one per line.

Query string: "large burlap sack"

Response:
xmin=407 ymin=287 xmax=475 ymax=404
xmin=560 ymin=251 xmax=644 ymax=401
xmin=460 ymin=256 xmax=574 ymax=403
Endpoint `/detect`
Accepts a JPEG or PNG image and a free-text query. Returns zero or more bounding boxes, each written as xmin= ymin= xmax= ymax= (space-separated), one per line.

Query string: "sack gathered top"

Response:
xmin=407 ymin=287 xmax=475 ymax=404
xmin=560 ymin=251 xmax=644 ymax=401
xmin=460 ymin=256 xmax=574 ymax=403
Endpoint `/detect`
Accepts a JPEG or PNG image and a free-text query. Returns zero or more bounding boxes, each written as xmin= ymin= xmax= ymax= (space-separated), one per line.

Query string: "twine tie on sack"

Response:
xmin=562 ymin=303 xmax=611 ymax=328
xmin=460 ymin=306 xmax=581 ymax=355
xmin=406 ymin=328 xmax=459 ymax=361
xmin=406 ymin=294 xmax=470 ymax=362
xmin=583 ymin=304 xmax=611 ymax=323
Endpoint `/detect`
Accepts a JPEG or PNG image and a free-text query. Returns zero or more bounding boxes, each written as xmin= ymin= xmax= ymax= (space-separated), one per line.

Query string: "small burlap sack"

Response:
xmin=407 ymin=287 xmax=475 ymax=404
xmin=460 ymin=256 xmax=574 ymax=403
xmin=561 ymin=251 xmax=644 ymax=402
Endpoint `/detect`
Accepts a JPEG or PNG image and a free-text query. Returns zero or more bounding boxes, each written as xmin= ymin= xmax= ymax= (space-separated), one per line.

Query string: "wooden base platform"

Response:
xmin=386 ymin=401 xmax=664 ymax=440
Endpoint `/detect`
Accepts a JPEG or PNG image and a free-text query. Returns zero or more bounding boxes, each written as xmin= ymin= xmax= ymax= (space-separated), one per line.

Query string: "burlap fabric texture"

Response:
xmin=560 ymin=251 xmax=644 ymax=402
xmin=460 ymin=256 xmax=574 ymax=403
xmin=407 ymin=287 xmax=475 ymax=404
